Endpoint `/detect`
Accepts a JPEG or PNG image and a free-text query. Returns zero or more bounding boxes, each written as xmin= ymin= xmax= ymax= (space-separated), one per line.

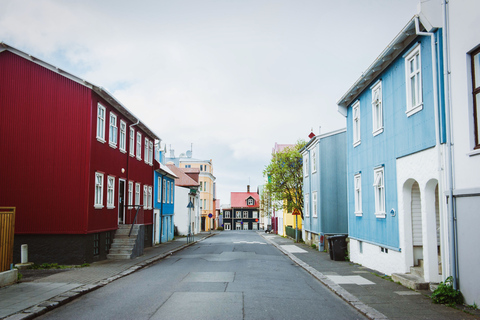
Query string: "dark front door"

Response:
xmin=118 ymin=180 xmax=125 ymax=224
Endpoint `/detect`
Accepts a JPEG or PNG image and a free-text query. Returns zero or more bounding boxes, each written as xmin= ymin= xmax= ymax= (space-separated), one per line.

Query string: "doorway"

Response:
xmin=118 ymin=179 xmax=125 ymax=224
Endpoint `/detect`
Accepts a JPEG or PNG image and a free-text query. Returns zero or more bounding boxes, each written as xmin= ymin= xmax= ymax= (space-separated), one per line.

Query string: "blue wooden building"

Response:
xmin=337 ymin=15 xmax=447 ymax=283
xmin=300 ymin=129 xmax=348 ymax=251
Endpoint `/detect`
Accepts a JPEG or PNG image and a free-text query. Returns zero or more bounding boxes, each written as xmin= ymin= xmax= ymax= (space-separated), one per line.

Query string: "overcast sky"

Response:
xmin=1 ymin=0 xmax=421 ymax=204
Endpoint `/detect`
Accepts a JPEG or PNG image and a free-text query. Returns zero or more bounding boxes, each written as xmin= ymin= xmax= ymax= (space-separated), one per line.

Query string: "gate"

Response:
xmin=0 ymin=207 xmax=15 ymax=272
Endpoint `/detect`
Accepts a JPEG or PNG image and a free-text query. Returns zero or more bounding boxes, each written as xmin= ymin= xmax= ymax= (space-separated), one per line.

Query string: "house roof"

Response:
xmin=166 ymin=164 xmax=199 ymax=187
xmin=336 ymin=15 xmax=430 ymax=115
xmin=0 ymin=42 xmax=159 ymax=140
xmin=230 ymin=192 xmax=260 ymax=209
xmin=300 ymin=128 xmax=347 ymax=154
xmin=155 ymin=161 xmax=178 ymax=179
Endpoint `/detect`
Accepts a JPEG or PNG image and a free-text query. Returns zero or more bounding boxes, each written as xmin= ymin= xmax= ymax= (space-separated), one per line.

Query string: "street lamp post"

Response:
xmin=187 ymin=201 xmax=194 ymax=243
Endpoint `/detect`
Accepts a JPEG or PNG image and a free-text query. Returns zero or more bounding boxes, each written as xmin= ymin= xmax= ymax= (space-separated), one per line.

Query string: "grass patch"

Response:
xmin=28 ymin=263 xmax=90 ymax=270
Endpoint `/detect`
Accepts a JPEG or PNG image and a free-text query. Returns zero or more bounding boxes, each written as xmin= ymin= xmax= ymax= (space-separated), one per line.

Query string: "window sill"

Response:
xmin=467 ymin=148 xmax=480 ymax=157
xmin=109 ymin=143 xmax=117 ymax=149
xmin=136 ymin=157 xmax=142 ymax=161
xmin=375 ymin=212 xmax=386 ymax=219
xmin=406 ymin=104 xmax=423 ymax=117
xmin=120 ymin=149 xmax=126 ymax=154
xmin=94 ymin=205 xmax=104 ymax=209
xmin=96 ymin=137 xmax=106 ymax=144
xmin=372 ymin=127 xmax=384 ymax=136
xmin=355 ymin=212 xmax=363 ymax=217
xmin=353 ymin=140 xmax=361 ymax=148
xmin=107 ymin=206 xmax=115 ymax=209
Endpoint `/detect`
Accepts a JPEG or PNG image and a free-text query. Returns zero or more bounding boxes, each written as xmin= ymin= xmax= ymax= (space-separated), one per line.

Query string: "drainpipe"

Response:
xmin=441 ymin=0 xmax=457 ymax=290
xmin=126 ymin=120 xmax=140 ymax=224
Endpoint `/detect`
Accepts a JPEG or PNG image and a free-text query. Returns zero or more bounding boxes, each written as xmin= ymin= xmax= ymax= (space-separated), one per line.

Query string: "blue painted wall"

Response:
xmin=154 ymin=169 xmax=175 ymax=242
xmin=345 ymin=31 xmax=444 ymax=250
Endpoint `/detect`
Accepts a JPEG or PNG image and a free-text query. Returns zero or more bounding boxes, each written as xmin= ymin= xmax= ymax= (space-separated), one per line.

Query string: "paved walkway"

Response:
xmin=0 ymin=233 xmax=214 ymax=320
xmin=1 ymin=231 xmax=479 ymax=320
xmin=261 ymin=233 xmax=480 ymax=320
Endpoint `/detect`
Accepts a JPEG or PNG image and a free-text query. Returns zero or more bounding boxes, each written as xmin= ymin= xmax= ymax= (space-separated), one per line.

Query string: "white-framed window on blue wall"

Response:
xmin=405 ymin=44 xmax=423 ymax=116
xmin=312 ymin=150 xmax=317 ymax=173
xmin=163 ymin=178 xmax=166 ymax=203
xmin=305 ymin=193 xmax=310 ymax=217
xmin=312 ymin=191 xmax=317 ymax=217
xmin=157 ymin=177 xmax=161 ymax=202
xmin=373 ymin=167 xmax=386 ymax=218
xmin=304 ymin=157 xmax=309 ymax=177
xmin=371 ymin=81 xmax=383 ymax=135
xmin=352 ymin=101 xmax=361 ymax=147
xmin=354 ymin=173 xmax=362 ymax=216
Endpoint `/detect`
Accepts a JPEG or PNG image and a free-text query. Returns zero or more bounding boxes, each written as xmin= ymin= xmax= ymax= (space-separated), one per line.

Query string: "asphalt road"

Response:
xmin=38 ymin=231 xmax=367 ymax=320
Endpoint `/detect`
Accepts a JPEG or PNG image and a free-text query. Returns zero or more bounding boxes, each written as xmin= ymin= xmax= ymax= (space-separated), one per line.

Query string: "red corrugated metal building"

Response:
xmin=0 ymin=43 xmax=159 ymax=264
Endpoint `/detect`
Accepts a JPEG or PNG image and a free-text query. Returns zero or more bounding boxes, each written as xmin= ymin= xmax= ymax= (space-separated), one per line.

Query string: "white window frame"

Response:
xmin=157 ymin=177 xmax=162 ymax=203
xmin=107 ymin=176 xmax=115 ymax=209
xmin=354 ymin=173 xmax=362 ymax=216
xmin=149 ymin=141 xmax=154 ymax=165
xmin=148 ymin=186 xmax=153 ymax=209
xmin=96 ymin=104 xmax=106 ymax=143
xmin=371 ymin=81 xmax=384 ymax=135
xmin=243 ymin=211 xmax=248 ymax=219
xmin=304 ymin=157 xmax=309 ymax=177
xmin=225 ymin=223 xmax=231 ymax=230
xmin=352 ymin=101 xmax=361 ymax=147
xmin=170 ymin=182 xmax=174 ymax=203
xmin=236 ymin=222 xmax=241 ymax=230
xmin=373 ymin=167 xmax=386 ymax=218
xmin=135 ymin=183 xmax=141 ymax=206
xmin=94 ymin=172 xmax=104 ymax=208
xmin=236 ymin=211 xmax=241 ymax=218
xmin=247 ymin=198 xmax=254 ymax=206
xmin=252 ymin=211 xmax=258 ymax=219
xmin=167 ymin=181 xmax=170 ymax=203
xmin=312 ymin=191 xmax=317 ymax=217
xmin=143 ymin=185 xmax=148 ymax=209
xmin=252 ymin=223 xmax=258 ymax=230
xmin=119 ymin=120 xmax=126 ymax=152
xmin=243 ymin=223 xmax=249 ymax=230
xmin=312 ymin=150 xmax=317 ymax=173
xmin=224 ymin=211 xmax=231 ymax=218
xmin=128 ymin=181 xmax=133 ymax=206
xmin=129 ymin=128 xmax=135 ymax=157
xmin=471 ymin=47 xmax=480 ymax=150
xmin=305 ymin=193 xmax=310 ymax=217
xmin=136 ymin=132 xmax=142 ymax=161
xmin=405 ymin=44 xmax=423 ymax=116
xmin=144 ymin=137 xmax=149 ymax=164
xmin=163 ymin=178 xmax=167 ymax=203
xmin=109 ymin=112 xmax=118 ymax=148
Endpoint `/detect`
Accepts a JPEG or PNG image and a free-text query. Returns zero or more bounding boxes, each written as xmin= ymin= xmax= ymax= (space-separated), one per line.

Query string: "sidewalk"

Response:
xmin=261 ymin=233 xmax=480 ymax=320
xmin=0 ymin=233 xmax=215 ymax=320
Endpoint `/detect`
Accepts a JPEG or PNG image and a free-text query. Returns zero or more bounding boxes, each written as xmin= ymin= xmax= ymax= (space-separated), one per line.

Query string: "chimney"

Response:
xmin=247 ymin=185 xmax=250 ymax=193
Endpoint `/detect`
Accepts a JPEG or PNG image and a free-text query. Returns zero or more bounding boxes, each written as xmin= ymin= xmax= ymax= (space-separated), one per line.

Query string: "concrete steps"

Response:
xmin=392 ymin=259 xmax=429 ymax=290
xmin=107 ymin=225 xmax=141 ymax=260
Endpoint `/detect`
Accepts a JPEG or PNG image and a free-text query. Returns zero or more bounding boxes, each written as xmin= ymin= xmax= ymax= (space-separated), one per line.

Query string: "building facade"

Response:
xmin=223 ymin=187 xmax=260 ymax=231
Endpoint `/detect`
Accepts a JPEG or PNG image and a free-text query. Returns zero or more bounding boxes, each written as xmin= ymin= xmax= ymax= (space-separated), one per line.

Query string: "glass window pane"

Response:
xmin=475 ymin=53 xmax=480 ymax=89
xmin=476 ymin=93 xmax=480 ymax=142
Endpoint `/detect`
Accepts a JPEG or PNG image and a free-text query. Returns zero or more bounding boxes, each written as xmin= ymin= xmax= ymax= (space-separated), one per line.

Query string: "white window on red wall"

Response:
xmin=129 ymin=128 xmax=135 ymax=157
xmin=148 ymin=186 xmax=153 ymax=209
xmin=143 ymin=185 xmax=148 ymax=208
xmin=96 ymin=104 xmax=106 ymax=143
xmin=144 ymin=138 xmax=149 ymax=164
xmin=109 ymin=113 xmax=118 ymax=148
xmin=119 ymin=120 xmax=126 ymax=152
xmin=149 ymin=140 xmax=154 ymax=165
xmin=128 ymin=181 xmax=133 ymax=206
xmin=107 ymin=176 xmax=115 ymax=208
xmin=94 ymin=172 xmax=104 ymax=208
xmin=135 ymin=183 xmax=141 ymax=206
xmin=136 ymin=132 xmax=142 ymax=161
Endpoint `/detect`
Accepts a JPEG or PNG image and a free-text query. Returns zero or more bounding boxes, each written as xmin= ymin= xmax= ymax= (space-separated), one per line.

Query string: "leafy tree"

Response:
xmin=263 ymin=140 xmax=306 ymax=219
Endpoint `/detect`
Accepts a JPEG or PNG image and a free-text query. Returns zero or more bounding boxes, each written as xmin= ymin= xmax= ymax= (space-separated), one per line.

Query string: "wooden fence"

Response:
xmin=0 ymin=207 xmax=15 ymax=272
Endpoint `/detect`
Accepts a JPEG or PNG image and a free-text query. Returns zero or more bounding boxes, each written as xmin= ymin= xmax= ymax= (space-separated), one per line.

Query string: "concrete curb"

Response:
xmin=2 ymin=233 xmax=216 ymax=320
xmin=260 ymin=233 xmax=389 ymax=320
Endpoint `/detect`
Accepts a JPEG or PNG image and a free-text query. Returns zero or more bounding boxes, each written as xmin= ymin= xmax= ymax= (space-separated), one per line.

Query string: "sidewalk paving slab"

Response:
xmin=0 ymin=233 xmax=214 ymax=320
xmin=260 ymin=232 xmax=480 ymax=320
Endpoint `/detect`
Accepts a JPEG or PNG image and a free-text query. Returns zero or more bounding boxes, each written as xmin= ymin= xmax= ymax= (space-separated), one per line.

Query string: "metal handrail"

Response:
xmin=127 ymin=205 xmax=143 ymax=237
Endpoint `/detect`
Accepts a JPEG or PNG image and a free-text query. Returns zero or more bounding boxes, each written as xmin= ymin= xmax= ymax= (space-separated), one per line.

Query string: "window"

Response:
xmin=236 ymin=211 xmax=241 ymax=218
xmin=253 ymin=211 xmax=258 ymax=219
xmin=405 ymin=44 xmax=423 ymax=116
xmin=236 ymin=222 xmax=241 ymax=230
xmin=373 ymin=167 xmax=385 ymax=218
xmin=143 ymin=185 xmax=148 ymax=208
xmin=305 ymin=194 xmax=309 ymax=217
xmin=163 ymin=178 xmax=166 ymax=203
xmin=144 ymin=137 xmax=149 ymax=164
xmin=224 ymin=211 xmax=231 ymax=218
xmin=109 ymin=113 xmax=118 ymax=147
xmin=170 ymin=182 xmax=174 ymax=203
xmin=200 ymin=165 xmax=203 ymax=171
xmin=93 ymin=233 xmax=99 ymax=256
xmin=119 ymin=120 xmax=126 ymax=152
xmin=225 ymin=223 xmax=231 ymax=230
xmin=135 ymin=183 xmax=141 ymax=206
xmin=149 ymin=141 xmax=154 ymax=165
xmin=372 ymin=81 xmax=383 ymax=135
xmin=157 ymin=177 xmax=161 ymax=202
xmin=252 ymin=223 xmax=258 ymax=230
xmin=167 ymin=181 xmax=170 ymax=203
xmin=471 ymin=47 xmax=480 ymax=149
xmin=352 ymin=101 xmax=361 ymax=146
xmin=107 ymin=176 xmax=115 ymax=208
xmin=243 ymin=223 xmax=249 ymax=230
xmin=136 ymin=132 xmax=142 ymax=160
xmin=312 ymin=150 xmax=317 ymax=173
xmin=312 ymin=191 xmax=317 ymax=217
xmin=129 ymin=128 xmax=135 ymax=156
xmin=304 ymin=157 xmax=309 ymax=177
xmin=128 ymin=181 xmax=133 ymax=206
xmin=96 ymin=104 xmax=106 ymax=142
xmin=94 ymin=172 xmax=104 ymax=208
xmin=243 ymin=211 xmax=248 ymax=218
xmin=354 ymin=174 xmax=362 ymax=216
xmin=148 ymin=186 xmax=153 ymax=209
xmin=247 ymin=198 xmax=254 ymax=206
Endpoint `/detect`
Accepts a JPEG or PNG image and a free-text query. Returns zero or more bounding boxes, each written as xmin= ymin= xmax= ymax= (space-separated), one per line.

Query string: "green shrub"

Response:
xmin=216 ymin=227 xmax=224 ymax=231
xmin=431 ymin=276 xmax=463 ymax=307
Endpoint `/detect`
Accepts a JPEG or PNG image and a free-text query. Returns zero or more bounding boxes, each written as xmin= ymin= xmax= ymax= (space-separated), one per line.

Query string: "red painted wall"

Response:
xmin=0 ymin=50 xmax=155 ymax=235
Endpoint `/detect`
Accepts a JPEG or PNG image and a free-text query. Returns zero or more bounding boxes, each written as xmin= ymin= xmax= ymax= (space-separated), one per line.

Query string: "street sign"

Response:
xmin=292 ymin=209 xmax=300 ymax=215
xmin=208 ymin=213 xmax=213 ymax=218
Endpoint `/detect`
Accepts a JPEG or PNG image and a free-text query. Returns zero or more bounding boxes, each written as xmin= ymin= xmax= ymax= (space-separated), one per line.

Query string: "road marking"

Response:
xmin=233 ymin=241 xmax=266 ymax=245
xmin=326 ymin=275 xmax=375 ymax=285
xmin=280 ymin=245 xmax=308 ymax=253
xmin=394 ymin=291 xmax=421 ymax=295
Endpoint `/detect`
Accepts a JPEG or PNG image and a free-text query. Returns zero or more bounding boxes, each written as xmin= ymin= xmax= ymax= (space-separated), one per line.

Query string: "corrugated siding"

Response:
xmin=0 ymin=51 xmax=91 ymax=234
xmin=411 ymin=182 xmax=423 ymax=246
